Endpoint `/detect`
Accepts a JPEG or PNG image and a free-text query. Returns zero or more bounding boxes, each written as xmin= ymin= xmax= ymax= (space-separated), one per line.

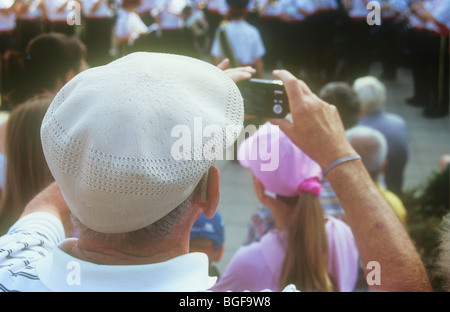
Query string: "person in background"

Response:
xmin=204 ymin=0 xmax=228 ymax=50
xmin=115 ymin=0 xmax=148 ymax=56
xmin=0 ymin=0 xmax=17 ymax=54
xmin=212 ymin=122 xmax=359 ymax=292
xmin=43 ymin=0 xmax=76 ymax=36
xmin=341 ymin=0 xmax=371 ymax=83
xmin=81 ymin=0 xmax=115 ymax=67
xmin=210 ymin=0 xmax=265 ymax=78
xmin=406 ymin=0 xmax=449 ymax=118
xmin=318 ymin=81 xmax=360 ymax=222
xmin=15 ymin=0 xmax=45 ymax=53
xmin=354 ymin=76 xmax=409 ymax=199
xmin=1 ymin=32 xmax=87 ymax=107
xmin=347 ymin=125 xmax=407 ymax=224
xmin=154 ymin=0 xmax=195 ymax=56
xmin=439 ymin=154 xmax=450 ymax=172
xmin=377 ymin=0 xmax=408 ymax=81
xmin=190 ymin=211 xmax=225 ymax=279
xmin=256 ymin=0 xmax=283 ymax=72
xmin=0 ymin=93 xmax=54 ymax=236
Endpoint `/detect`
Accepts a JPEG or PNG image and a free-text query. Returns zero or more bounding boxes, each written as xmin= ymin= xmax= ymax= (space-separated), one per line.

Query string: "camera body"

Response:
xmin=238 ymin=78 xmax=289 ymax=119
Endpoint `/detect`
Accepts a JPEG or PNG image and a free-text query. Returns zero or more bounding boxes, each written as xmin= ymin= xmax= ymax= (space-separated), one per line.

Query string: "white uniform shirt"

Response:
xmin=156 ymin=0 xmax=190 ymax=30
xmin=206 ymin=0 xmax=228 ymax=15
xmin=347 ymin=0 xmax=369 ymax=18
xmin=81 ymin=0 xmax=113 ymax=18
xmin=311 ymin=0 xmax=338 ymax=13
xmin=257 ymin=0 xmax=283 ymax=17
xmin=115 ymin=8 xmax=148 ymax=44
xmin=380 ymin=0 xmax=408 ymax=19
xmin=44 ymin=0 xmax=70 ymax=21
xmin=18 ymin=0 xmax=43 ymax=19
xmin=211 ymin=20 xmax=266 ymax=65
xmin=426 ymin=0 xmax=450 ymax=32
xmin=0 ymin=212 xmax=216 ymax=292
xmin=281 ymin=0 xmax=313 ymax=22
xmin=0 ymin=0 xmax=15 ymax=30
xmin=137 ymin=0 xmax=159 ymax=14
xmin=408 ymin=0 xmax=449 ymax=32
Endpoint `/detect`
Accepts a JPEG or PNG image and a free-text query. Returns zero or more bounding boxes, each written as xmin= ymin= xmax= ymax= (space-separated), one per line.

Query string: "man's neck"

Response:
xmin=70 ymin=235 xmax=189 ymax=265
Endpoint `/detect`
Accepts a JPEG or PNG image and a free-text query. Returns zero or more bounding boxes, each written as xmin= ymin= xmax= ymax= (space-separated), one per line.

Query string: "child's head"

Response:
xmin=237 ymin=122 xmax=333 ymax=292
xmin=238 ymin=122 xmax=323 ymax=200
xmin=190 ymin=211 xmax=225 ymax=263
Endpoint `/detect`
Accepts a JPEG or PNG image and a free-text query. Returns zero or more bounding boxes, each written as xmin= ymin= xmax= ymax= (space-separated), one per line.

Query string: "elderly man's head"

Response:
xmin=346 ymin=126 xmax=388 ymax=182
xmin=40 ymin=53 xmax=243 ymax=248
xmin=352 ymin=76 xmax=387 ymax=116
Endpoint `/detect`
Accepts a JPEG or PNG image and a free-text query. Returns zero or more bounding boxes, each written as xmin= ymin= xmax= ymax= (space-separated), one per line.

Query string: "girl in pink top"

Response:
xmin=211 ymin=122 xmax=359 ymax=292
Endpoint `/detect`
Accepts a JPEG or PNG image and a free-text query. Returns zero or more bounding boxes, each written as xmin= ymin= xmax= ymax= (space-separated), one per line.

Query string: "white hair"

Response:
xmin=72 ymin=192 xmax=195 ymax=247
xmin=353 ymin=76 xmax=386 ymax=115
xmin=437 ymin=213 xmax=450 ymax=291
xmin=346 ymin=126 xmax=388 ymax=180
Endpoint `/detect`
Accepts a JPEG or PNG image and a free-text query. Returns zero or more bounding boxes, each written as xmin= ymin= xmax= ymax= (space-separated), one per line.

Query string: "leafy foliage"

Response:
xmin=403 ymin=168 xmax=449 ymax=291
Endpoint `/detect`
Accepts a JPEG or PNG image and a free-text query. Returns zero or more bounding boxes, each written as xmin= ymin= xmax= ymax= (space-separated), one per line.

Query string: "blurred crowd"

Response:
xmin=0 ymin=0 xmax=449 ymax=116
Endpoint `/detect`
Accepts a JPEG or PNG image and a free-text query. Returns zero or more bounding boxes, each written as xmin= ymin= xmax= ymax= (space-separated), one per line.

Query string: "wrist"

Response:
xmin=322 ymin=154 xmax=362 ymax=178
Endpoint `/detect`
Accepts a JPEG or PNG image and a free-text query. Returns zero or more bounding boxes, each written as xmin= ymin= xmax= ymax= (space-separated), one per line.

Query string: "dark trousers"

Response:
xmin=83 ymin=18 xmax=114 ymax=67
xmin=281 ymin=21 xmax=307 ymax=79
xmin=379 ymin=19 xmax=404 ymax=79
xmin=205 ymin=10 xmax=224 ymax=51
xmin=46 ymin=21 xmax=76 ymax=36
xmin=0 ymin=32 xmax=14 ymax=54
xmin=158 ymin=28 xmax=195 ymax=57
xmin=16 ymin=19 xmax=42 ymax=53
xmin=302 ymin=10 xmax=348 ymax=89
xmin=259 ymin=17 xmax=283 ymax=71
xmin=342 ymin=18 xmax=371 ymax=83
xmin=407 ymin=29 xmax=449 ymax=116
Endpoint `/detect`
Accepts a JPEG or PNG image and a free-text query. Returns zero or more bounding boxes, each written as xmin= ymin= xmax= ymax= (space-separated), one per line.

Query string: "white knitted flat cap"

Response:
xmin=41 ymin=52 xmax=244 ymax=233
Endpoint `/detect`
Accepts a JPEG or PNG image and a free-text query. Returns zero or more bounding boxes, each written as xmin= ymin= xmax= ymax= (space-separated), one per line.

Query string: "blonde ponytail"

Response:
xmin=279 ymin=192 xmax=334 ymax=292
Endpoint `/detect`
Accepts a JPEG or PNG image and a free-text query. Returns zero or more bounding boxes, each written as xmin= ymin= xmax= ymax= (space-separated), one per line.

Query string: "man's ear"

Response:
xmin=195 ymin=166 xmax=220 ymax=219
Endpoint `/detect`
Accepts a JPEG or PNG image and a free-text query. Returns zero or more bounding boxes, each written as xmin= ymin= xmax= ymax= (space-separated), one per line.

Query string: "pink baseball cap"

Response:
xmin=237 ymin=122 xmax=323 ymax=197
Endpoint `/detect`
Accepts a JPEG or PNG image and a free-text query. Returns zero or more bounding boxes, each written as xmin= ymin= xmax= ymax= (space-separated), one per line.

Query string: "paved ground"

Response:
xmin=214 ymin=63 xmax=450 ymax=273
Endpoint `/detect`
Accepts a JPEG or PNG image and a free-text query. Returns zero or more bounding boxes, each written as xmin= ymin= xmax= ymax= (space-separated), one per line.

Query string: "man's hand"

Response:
xmin=217 ymin=58 xmax=256 ymax=83
xmin=269 ymin=70 xmax=356 ymax=170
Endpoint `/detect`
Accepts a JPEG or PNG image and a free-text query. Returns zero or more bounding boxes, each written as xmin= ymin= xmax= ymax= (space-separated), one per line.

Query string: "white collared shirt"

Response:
xmin=18 ymin=0 xmax=43 ymax=19
xmin=44 ymin=0 xmax=70 ymax=21
xmin=311 ymin=0 xmax=338 ymax=13
xmin=380 ymin=0 xmax=407 ymax=19
xmin=408 ymin=0 xmax=449 ymax=32
xmin=347 ymin=0 xmax=369 ymax=18
xmin=211 ymin=20 xmax=266 ymax=65
xmin=137 ymin=0 xmax=159 ymax=13
xmin=0 ymin=212 xmax=216 ymax=292
xmin=257 ymin=0 xmax=283 ymax=17
xmin=115 ymin=8 xmax=148 ymax=44
xmin=426 ymin=0 xmax=450 ymax=32
xmin=0 ymin=0 xmax=15 ymax=30
xmin=206 ymin=0 xmax=228 ymax=15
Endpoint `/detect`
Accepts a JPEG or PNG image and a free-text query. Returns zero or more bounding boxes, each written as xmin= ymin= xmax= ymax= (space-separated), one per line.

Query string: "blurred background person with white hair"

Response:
xmin=353 ymin=76 xmax=409 ymax=200
xmin=347 ymin=125 xmax=407 ymax=225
